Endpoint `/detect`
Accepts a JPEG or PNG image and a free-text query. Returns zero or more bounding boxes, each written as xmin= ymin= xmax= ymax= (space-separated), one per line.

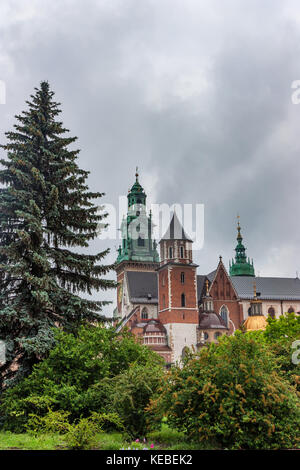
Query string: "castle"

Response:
xmin=114 ymin=171 xmax=300 ymax=365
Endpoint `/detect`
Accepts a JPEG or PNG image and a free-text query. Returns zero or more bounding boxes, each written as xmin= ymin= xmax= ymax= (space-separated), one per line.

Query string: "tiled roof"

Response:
xmin=231 ymin=276 xmax=300 ymax=300
xmin=160 ymin=212 xmax=192 ymax=241
xmin=207 ymin=270 xmax=217 ymax=282
xmin=197 ymin=275 xmax=207 ymax=302
xmin=127 ymin=271 xmax=158 ymax=303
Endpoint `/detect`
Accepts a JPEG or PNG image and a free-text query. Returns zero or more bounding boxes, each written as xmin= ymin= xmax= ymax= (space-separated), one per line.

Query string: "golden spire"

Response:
xmin=205 ymin=279 xmax=209 ymax=296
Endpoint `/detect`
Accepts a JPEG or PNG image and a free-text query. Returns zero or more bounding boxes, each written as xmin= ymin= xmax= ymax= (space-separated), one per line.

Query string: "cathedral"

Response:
xmin=114 ymin=171 xmax=300 ymax=365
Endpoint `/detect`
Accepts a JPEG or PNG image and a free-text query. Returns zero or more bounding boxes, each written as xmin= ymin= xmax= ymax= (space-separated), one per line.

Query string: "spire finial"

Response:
xmin=205 ymin=279 xmax=209 ymax=296
xmin=237 ymin=213 xmax=242 ymax=239
xmin=135 ymin=166 xmax=139 ymax=182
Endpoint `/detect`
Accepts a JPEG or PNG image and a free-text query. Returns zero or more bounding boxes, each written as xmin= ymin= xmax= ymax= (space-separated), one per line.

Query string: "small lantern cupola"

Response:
xmin=203 ymin=279 xmax=214 ymax=313
xmin=243 ymin=280 xmax=267 ymax=331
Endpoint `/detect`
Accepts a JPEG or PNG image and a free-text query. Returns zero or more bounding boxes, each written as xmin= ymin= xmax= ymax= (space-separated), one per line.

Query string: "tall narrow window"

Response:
xmin=141 ymin=308 xmax=148 ymax=319
xmin=180 ymin=246 xmax=184 ymax=258
xmin=162 ymin=294 xmax=166 ymax=308
xmin=169 ymin=246 xmax=173 ymax=258
xmin=180 ymin=272 xmax=185 ymax=284
xmin=181 ymin=293 xmax=186 ymax=307
xmin=268 ymin=307 xmax=275 ymax=319
xmin=220 ymin=305 xmax=228 ymax=326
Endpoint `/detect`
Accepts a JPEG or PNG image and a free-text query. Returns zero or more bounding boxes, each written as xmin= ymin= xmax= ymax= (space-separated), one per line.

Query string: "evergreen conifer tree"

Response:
xmin=0 ymin=81 xmax=115 ymax=385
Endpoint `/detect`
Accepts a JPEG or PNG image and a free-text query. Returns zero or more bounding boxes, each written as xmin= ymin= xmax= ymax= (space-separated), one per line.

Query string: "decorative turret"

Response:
xmin=243 ymin=281 xmax=267 ymax=331
xmin=159 ymin=212 xmax=194 ymax=265
xmin=229 ymin=215 xmax=255 ymax=277
xmin=116 ymin=168 xmax=159 ymax=264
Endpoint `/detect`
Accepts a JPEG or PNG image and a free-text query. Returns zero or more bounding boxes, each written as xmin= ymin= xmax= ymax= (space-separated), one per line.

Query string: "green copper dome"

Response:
xmin=229 ymin=216 xmax=255 ymax=277
xmin=127 ymin=167 xmax=146 ymax=207
xmin=116 ymin=169 xmax=159 ymax=264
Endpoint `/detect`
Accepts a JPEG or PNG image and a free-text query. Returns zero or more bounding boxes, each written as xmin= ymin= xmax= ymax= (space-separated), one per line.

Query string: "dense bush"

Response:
xmin=262 ymin=313 xmax=300 ymax=391
xmin=0 ymin=324 xmax=164 ymax=432
xmin=147 ymin=332 xmax=300 ymax=449
xmin=101 ymin=363 xmax=164 ymax=438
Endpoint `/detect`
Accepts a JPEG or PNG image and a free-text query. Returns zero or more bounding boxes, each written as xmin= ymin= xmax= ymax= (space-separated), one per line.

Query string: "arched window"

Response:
xmin=288 ymin=306 xmax=295 ymax=313
xmin=141 ymin=308 xmax=148 ymax=319
xmin=204 ymin=332 xmax=209 ymax=340
xmin=180 ymin=246 xmax=184 ymax=258
xmin=214 ymin=332 xmax=221 ymax=340
xmin=220 ymin=305 xmax=228 ymax=327
xmin=180 ymin=272 xmax=185 ymax=284
xmin=169 ymin=246 xmax=173 ymax=258
xmin=181 ymin=293 xmax=186 ymax=307
xmin=268 ymin=307 xmax=275 ymax=319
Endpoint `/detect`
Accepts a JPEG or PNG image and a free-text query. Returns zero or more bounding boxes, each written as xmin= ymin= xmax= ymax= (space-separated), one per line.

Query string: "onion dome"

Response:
xmin=229 ymin=215 xmax=255 ymax=277
xmin=127 ymin=167 xmax=146 ymax=207
xmin=199 ymin=312 xmax=228 ymax=330
xmin=199 ymin=279 xmax=228 ymax=329
xmin=243 ymin=281 xmax=267 ymax=331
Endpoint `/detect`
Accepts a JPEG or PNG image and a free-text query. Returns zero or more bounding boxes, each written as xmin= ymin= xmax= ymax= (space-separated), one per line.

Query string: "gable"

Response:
xmin=210 ymin=262 xmax=237 ymax=301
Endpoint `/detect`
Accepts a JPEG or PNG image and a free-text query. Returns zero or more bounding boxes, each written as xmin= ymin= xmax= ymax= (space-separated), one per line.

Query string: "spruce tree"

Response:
xmin=0 ymin=81 xmax=115 ymax=386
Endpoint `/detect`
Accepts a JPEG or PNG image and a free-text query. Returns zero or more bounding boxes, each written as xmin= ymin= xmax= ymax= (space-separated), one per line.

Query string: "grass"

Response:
xmin=0 ymin=431 xmax=64 ymax=450
xmin=0 ymin=424 xmax=213 ymax=450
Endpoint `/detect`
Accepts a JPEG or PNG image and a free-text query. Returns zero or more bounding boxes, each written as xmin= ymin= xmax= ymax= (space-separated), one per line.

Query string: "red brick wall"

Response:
xmin=209 ymin=263 xmax=243 ymax=331
xmin=158 ymin=264 xmax=198 ymax=324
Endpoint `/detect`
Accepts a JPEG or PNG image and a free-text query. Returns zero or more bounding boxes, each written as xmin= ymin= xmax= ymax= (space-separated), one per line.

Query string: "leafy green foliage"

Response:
xmin=26 ymin=409 xmax=71 ymax=435
xmin=64 ymin=417 xmax=101 ymax=450
xmin=0 ymin=324 xmax=163 ymax=432
xmin=102 ymin=362 xmax=164 ymax=438
xmin=147 ymin=332 xmax=300 ymax=449
xmin=0 ymin=81 xmax=115 ymax=386
xmin=265 ymin=312 xmax=300 ymax=343
xmin=263 ymin=313 xmax=300 ymax=391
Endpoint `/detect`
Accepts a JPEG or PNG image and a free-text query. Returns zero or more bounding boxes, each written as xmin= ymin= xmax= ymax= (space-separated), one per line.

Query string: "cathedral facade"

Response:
xmin=114 ymin=172 xmax=300 ymax=365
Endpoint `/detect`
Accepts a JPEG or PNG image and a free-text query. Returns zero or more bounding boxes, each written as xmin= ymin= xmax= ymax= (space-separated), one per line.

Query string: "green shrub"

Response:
xmin=103 ymin=363 xmax=164 ymax=438
xmin=64 ymin=417 xmax=100 ymax=450
xmin=26 ymin=409 xmax=71 ymax=435
xmin=147 ymin=332 xmax=300 ymax=449
xmin=263 ymin=313 xmax=300 ymax=391
xmin=0 ymin=324 xmax=163 ymax=431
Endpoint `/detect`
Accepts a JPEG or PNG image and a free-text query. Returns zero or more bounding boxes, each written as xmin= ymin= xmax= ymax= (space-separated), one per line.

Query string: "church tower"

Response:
xmin=115 ymin=169 xmax=159 ymax=318
xmin=229 ymin=216 xmax=255 ymax=277
xmin=158 ymin=212 xmax=199 ymax=364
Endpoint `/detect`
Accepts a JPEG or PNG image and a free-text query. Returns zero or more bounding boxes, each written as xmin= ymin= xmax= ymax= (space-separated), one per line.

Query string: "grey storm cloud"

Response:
xmin=1 ymin=0 xmax=300 ymax=315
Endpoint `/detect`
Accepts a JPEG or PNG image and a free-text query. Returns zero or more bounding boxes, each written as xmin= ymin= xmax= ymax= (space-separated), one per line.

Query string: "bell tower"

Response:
xmin=115 ymin=169 xmax=159 ymax=318
xmin=158 ymin=212 xmax=199 ymax=364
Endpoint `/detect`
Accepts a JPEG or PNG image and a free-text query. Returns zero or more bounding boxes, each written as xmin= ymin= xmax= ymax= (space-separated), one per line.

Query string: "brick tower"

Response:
xmin=157 ymin=212 xmax=199 ymax=364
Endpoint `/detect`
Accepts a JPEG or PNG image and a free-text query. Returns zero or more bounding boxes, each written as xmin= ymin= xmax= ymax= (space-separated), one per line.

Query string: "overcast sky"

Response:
xmin=1 ymin=0 xmax=300 ymax=316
